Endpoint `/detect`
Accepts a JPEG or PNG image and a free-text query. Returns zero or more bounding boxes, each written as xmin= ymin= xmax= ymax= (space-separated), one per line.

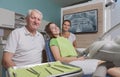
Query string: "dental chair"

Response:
xmin=2 ymin=66 xmax=9 ymax=77
xmin=44 ymin=37 xmax=112 ymax=77
xmin=44 ymin=38 xmax=83 ymax=76
xmin=45 ymin=39 xmax=55 ymax=62
xmin=84 ymin=23 xmax=120 ymax=66
xmin=44 ymin=23 xmax=120 ymax=77
xmin=45 ymin=38 xmax=111 ymax=77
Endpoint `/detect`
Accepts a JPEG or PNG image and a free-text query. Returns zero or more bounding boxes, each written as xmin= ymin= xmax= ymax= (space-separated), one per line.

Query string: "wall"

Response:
xmin=61 ymin=1 xmax=105 ymax=48
xmin=111 ymin=0 xmax=120 ymax=27
xmin=109 ymin=0 xmax=120 ymax=39
xmin=0 ymin=0 xmax=61 ymax=25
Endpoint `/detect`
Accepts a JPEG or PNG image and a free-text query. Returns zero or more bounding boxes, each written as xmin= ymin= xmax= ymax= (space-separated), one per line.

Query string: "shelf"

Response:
xmin=15 ymin=13 xmax=25 ymax=28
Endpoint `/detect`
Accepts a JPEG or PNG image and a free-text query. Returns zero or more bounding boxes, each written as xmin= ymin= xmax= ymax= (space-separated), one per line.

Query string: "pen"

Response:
xmin=51 ymin=66 xmax=64 ymax=73
xmin=29 ymin=68 xmax=39 ymax=75
xmin=45 ymin=68 xmax=52 ymax=75
xmin=26 ymin=68 xmax=40 ymax=77
xmin=13 ymin=72 xmax=17 ymax=77
xmin=54 ymin=65 xmax=72 ymax=69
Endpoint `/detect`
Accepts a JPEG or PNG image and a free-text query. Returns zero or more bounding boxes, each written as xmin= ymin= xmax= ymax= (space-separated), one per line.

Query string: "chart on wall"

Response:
xmin=63 ymin=9 xmax=98 ymax=34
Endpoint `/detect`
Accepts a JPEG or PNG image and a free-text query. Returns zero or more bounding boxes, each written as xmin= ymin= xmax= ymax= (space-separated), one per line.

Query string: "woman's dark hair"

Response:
xmin=44 ymin=22 xmax=56 ymax=38
xmin=62 ymin=20 xmax=71 ymax=26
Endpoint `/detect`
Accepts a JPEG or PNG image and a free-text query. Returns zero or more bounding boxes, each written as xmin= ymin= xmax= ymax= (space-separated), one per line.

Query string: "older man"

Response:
xmin=2 ymin=9 xmax=45 ymax=69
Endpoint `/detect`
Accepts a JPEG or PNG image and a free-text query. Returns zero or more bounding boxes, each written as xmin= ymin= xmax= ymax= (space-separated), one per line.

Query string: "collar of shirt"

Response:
xmin=23 ymin=26 xmax=40 ymax=37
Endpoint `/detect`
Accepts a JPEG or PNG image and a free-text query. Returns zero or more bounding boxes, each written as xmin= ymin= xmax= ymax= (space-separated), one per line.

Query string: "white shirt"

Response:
xmin=68 ymin=33 xmax=76 ymax=44
xmin=4 ymin=27 xmax=45 ymax=66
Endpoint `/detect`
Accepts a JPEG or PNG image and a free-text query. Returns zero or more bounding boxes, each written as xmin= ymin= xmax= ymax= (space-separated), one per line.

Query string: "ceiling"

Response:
xmin=52 ymin=0 xmax=92 ymax=7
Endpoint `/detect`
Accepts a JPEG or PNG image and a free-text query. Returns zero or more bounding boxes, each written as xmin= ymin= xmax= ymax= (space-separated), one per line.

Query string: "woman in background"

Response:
xmin=62 ymin=20 xmax=77 ymax=48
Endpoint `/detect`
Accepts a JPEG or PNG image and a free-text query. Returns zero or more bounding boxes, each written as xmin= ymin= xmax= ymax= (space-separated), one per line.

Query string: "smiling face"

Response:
xmin=45 ymin=22 xmax=60 ymax=38
xmin=62 ymin=20 xmax=71 ymax=32
xmin=49 ymin=23 xmax=60 ymax=37
xmin=26 ymin=10 xmax=42 ymax=32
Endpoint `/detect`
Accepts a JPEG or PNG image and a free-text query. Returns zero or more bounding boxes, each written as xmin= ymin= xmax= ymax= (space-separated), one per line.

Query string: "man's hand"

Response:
xmin=2 ymin=52 xmax=16 ymax=69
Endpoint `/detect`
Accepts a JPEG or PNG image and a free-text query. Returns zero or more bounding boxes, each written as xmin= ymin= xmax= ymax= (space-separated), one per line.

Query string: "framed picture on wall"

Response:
xmin=63 ymin=9 xmax=98 ymax=34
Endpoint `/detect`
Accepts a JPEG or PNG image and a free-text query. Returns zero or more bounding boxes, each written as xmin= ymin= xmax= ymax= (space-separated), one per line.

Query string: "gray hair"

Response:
xmin=27 ymin=9 xmax=43 ymax=19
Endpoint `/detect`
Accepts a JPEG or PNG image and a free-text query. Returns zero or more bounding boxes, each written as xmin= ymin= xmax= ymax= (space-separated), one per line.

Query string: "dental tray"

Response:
xmin=8 ymin=61 xmax=82 ymax=77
